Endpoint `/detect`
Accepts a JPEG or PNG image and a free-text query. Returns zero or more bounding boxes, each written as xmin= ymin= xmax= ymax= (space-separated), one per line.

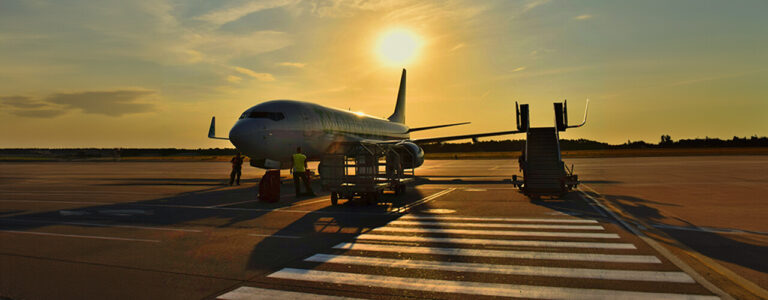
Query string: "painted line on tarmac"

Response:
xmin=274 ymin=198 xmax=330 ymax=210
xmin=651 ymin=223 xmax=768 ymax=236
xmin=395 ymin=188 xmax=455 ymax=213
xmin=579 ymin=185 xmax=736 ymax=300
xmin=0 ymin=218 xmax=201 ymax=232
xmin=0 ymin=199 xmax=115 ymax=205
xmin=0 ymin=229 xmax=160 ymax=243
xmin=207 ymin=199 xmax=259 ymax=208
xmin=354 ymin=234 xmax=636 ymax=249
xmin=388 ymin=220 xmax=604 ymax=230
xmin=399 ymin=215 xmax=598 ymax=223
xmin=218 ymin=286 xmax=359 ymax=300
xmin=268 ymin=268 xmax=717 ymax=300
xmin=577 ymin=192 xmax=608 ymax=218
xmin=248 ymin=233 xmax=302 ymax=239
xmin=373 ymin=227 xmax=620 ymax=239
xmin=333 ymin=242 xmax=660 ymax=263
xmin=306 ymin=254 xmax=692 ymax=283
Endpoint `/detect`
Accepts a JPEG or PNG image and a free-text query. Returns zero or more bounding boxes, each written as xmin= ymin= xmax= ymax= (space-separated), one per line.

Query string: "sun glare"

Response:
xmin=376 ymin=28 xmax=421 ymax=66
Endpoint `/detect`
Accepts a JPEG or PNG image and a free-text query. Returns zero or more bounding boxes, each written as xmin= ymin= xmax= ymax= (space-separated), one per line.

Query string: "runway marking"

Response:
xmin=393 ymin=188 xmax=455 ymax=213
xmin=274 ymin=198 xmax=330 ymax=210
xmin=207 ymin=199 xmax=258 ymax=208
xmin=354 ymin=234 xmax=636 ymax=249
xmin=652 ymin=223 xmax=768 ymax=236
xmin=333 ymin=242 xmax=661 ymax=263
xmin=248 ymin=233 xmax=302 ymax=239
xmin=463 ymin=188 xmax=487 ymax=191
xmin=218 ymin=286 xmax=358 ymax=300
xmin=0 ymin=199 xmax=114 ymax=205
xmin=306 ymin=254 xmax=693 ymax=283
xmin=373 ymin=227 xmax=620 ymax=239
xmin=268 ymin=268 xmax=716 ymax=300
xmin=388 ymin=220 xmax=605 ymax=230
xmin=0 ymin=219 xmax=202 ymax=232
xmin=400 ymin=215 xmax=598 ymax=223
xmin=0 ymin=229 xmax=160 ymax=243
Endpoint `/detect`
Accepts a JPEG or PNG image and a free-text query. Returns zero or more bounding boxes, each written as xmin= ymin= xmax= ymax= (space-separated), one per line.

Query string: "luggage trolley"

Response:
xmin=319 ymin=142 xmax=415 ymax=206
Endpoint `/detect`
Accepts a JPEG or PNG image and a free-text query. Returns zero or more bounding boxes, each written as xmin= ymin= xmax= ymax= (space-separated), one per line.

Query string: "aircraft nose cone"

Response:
xmin=229 ymin=122 xmax=252 ymax=150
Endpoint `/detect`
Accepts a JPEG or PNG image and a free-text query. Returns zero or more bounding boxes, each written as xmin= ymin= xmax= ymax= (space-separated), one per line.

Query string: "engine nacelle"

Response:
xmin=396 ymin=141 xmax=424 ymax=168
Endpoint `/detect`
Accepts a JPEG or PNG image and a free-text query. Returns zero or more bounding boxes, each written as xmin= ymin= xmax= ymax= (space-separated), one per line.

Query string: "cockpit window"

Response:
xmin=240 ymin=111 xmax=285 ymax=121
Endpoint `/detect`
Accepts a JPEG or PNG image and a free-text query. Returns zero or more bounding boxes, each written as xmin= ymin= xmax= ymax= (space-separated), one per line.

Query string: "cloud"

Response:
xmin=0 ymin=96 xmax=47 ymax=109
xmin=227 ymin=75 xmax=243 ymax=83
xmin=523 ymin=0 xmax=550 ymax=13
xmin=46 ymin=89 xmax=157 ymax=117
xmin=450 ymin=43 xmax=466 ymax=52
xmin=196 ymin=0 xmax=298 ymax=25
xmin=278 ymin=62 xmax=306 ymax=68
xmin=12 ymin=109 xmax=69 ymax=118
xmin=573 ymin=14 xmax=593 ymax=21
xmin=233 ymin=66 xmax=276 ymax=81
xmin=0 ymin=95 xmax=67 ymax=117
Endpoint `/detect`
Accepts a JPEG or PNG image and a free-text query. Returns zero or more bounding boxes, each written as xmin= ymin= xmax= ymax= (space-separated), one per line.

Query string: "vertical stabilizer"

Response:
xmin=388 ymin=69 xmax=406 ymax=123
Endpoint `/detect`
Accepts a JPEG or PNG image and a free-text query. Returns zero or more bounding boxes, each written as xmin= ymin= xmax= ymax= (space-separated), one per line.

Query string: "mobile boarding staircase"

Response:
xmin=512 ymin=100 xmax=589 ymax=199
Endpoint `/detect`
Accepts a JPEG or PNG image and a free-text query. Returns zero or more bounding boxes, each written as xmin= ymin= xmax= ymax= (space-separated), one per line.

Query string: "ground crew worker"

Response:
xmin=229 ymin=153 xmax=244 ymax=185
xmin=290 ymin=147 xmax=315 ymax=197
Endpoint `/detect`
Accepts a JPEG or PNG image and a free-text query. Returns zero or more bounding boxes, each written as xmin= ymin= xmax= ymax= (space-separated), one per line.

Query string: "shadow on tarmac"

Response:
xmin=584 ymin=191 xmax=768 ymax=275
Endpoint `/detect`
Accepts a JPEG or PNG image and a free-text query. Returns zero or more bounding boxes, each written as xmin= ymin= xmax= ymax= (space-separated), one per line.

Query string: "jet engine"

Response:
xmin=396 ymin=141 xmax=424 ymax=168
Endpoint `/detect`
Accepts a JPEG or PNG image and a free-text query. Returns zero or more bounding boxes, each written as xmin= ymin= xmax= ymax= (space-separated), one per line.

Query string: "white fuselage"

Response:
xmin=229 ymin=100 xmax=409 ymax=168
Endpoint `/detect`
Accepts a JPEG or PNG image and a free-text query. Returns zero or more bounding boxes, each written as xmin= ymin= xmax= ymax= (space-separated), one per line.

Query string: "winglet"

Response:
xmin=567 ymin=99 xmax=589 ymax=128
xmin=208 ymin=116 xmax=229 ymax=140
xmin=388 ymin=69 xmax=406 ymax=123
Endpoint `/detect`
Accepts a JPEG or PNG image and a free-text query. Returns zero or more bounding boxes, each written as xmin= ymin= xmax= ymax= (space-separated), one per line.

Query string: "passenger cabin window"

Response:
xmin=241 ymin=111 xmax=285 ymax=121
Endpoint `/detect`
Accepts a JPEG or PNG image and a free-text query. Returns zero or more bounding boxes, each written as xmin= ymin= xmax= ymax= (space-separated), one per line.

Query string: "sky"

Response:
xmin=1 ymin=0 xmax=766 ymax=148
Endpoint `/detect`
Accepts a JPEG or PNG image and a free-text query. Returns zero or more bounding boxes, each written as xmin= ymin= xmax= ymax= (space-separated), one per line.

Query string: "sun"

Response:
xmin=376 ymin=28 xmax=421 ymax=66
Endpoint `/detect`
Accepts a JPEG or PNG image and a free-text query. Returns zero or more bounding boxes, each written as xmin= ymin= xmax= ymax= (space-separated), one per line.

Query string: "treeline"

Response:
xmin=2 ymin=136 xmax=767 ymax=157
xmin=421 ymin=135 xmax=768 ymax=153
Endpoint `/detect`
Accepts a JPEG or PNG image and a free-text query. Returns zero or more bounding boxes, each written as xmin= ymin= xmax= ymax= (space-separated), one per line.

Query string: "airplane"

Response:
xmin=208 ymin=69 xmax=533 ymax=169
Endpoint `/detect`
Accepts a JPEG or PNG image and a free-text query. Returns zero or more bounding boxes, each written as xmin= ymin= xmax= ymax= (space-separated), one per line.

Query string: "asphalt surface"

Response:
xmin=0 ymin=157 xmax=765 ymax=299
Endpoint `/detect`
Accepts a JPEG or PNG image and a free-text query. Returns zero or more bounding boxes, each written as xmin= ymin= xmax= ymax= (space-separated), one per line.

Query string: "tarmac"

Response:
xmin=0 ymin=156 xmax=766 ymax=299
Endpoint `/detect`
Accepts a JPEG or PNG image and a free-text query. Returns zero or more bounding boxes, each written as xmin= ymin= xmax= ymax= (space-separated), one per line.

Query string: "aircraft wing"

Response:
xmin=411 ymin=130 xmax=524 ymax=144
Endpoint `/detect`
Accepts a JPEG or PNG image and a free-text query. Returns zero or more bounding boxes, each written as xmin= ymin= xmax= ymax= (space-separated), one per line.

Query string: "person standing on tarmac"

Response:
xmin=290 ymin=147 xmax=315 ymax=197
xmin=229 ymin=153 xmax=244 ymax=185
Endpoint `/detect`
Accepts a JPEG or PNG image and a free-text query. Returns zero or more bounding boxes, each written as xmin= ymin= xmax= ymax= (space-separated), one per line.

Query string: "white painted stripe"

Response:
xmin=268 ymin=269 xmax=717 ymax=300
xmin=396 ymin=188 xmax=455 ymax=212
xmin=274 ymin=198 xmax=330 ymax=210
xmin=333 ymin=243 xmax=660 ymax=263
xmin=217 ymin=286 xmax=359 ymax=300
xmin=400 ymin=215 xmax=598 ymax=223
xmin=248 ymin=233 xmax=302 ymax=239
xmin=374 ymin=227 xmax=620 ymax=239
xmin=0 ymin=230 xmax=160 ymax=243
xmin=355 ymin=234 xmax=636 ymax=249
xmin=208 ymin=200 xmax=258 ymax=208
xmin=0 ymin=199 xmax=114 ymax=205
xmin=306 ymin=254 xmax=693 ymax=283
xmin=0 ymin=219 xmax=201 ymax=232
xmin=388 ymin=220 xmax=604 ymax=230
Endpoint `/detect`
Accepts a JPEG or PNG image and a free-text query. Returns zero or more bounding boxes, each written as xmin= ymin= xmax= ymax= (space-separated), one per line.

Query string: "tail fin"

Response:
xmin=388 ymin=69 xmax=406 ymax=123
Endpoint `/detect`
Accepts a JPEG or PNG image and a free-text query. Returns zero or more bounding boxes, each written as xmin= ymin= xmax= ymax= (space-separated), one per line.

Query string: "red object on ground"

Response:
xmin=258 ymin=170 xmax=281 ymax=202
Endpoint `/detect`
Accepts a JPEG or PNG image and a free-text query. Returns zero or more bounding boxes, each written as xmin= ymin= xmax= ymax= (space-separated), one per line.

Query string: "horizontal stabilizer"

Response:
xmin=408 ymin=122 xmax=470 ymax=133
xmin=208 ymin=116 xmax=229 ymax=140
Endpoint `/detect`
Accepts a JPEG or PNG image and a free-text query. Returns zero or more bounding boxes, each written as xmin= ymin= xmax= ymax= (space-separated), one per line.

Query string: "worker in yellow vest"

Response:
xmin=290 ymin=147 xmax=315 ymax=197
